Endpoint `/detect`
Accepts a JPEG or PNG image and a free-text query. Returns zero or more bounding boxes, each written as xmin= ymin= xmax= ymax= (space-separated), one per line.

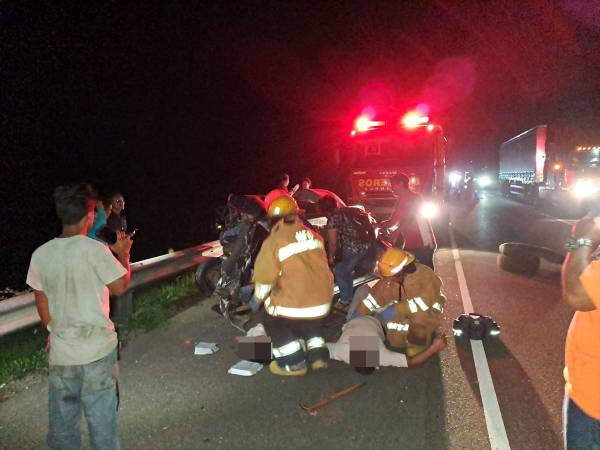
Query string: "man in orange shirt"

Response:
xmin=561 ymin=214 xmax=600 ymax=450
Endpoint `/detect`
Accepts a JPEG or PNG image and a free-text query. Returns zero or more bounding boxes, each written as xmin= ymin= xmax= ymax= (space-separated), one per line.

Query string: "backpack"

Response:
xmin=341 ymin=207 xmax=376 ymax=244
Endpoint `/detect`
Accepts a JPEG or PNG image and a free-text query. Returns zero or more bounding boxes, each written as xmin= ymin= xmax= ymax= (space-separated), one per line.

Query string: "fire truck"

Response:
xmin=340 ymin=110 xmax=447 ymax=219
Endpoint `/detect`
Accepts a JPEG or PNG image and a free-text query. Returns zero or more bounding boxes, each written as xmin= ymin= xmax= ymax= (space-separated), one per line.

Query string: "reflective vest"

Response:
xmin=253 ymin=218 xmax=333 ymax=319
xmin=356 ymin=263 xmax=445 ymax=350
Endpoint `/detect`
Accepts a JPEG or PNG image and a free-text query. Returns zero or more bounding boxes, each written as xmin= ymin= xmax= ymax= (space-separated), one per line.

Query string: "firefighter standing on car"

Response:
xmin=350 ymin=247 xmax=445 ymax=356
xmin=252 ymin=195 xmax=333 ymax=376
xmin=380 ymin=173 xmax=437 ymax=269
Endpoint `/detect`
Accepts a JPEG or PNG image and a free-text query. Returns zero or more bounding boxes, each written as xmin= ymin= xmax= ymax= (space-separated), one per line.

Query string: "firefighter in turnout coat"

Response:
xmin=353 ymin=247 xmax=445 ymax=356
xmin=253 ymin=195 xmax=334 ymax=376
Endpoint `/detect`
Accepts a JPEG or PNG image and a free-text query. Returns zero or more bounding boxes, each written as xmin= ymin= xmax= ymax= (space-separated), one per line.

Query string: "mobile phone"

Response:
xmin=96 ymin=227 xmax=138 ymax=245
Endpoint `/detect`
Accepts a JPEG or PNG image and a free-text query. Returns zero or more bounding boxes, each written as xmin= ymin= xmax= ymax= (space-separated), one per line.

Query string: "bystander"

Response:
xmin=561 ymin=213 xmax=600 ymax=449
xmin=318 ymin=195 xmax=374 ymax=310
xmin=107 ymin=190 xmax=127 ymax=232
xmin=380 ymin=173 xmax=437 ymax=269
xmin=26 ymin=183 xmax=132 ymax=450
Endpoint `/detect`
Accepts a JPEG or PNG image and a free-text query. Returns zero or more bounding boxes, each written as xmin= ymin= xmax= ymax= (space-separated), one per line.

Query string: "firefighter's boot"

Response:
xmin=269 ymin=360 xmax=308 ymax=377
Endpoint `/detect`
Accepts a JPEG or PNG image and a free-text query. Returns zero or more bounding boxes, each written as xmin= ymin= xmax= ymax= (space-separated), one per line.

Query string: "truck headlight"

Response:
xmin=573 ymin=179 xmax=600 ymax=198
xmin=477 ymin=175 xmax=492 ymax=189
xmin=420 ymin=201 xmax=438 ymax=220
xmin=449 ymin=171 xmax=462 ymax=187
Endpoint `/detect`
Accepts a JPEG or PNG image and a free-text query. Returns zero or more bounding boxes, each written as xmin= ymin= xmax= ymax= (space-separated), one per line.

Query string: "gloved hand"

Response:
xmin=377 ymin=306 xmax=396 ymax=321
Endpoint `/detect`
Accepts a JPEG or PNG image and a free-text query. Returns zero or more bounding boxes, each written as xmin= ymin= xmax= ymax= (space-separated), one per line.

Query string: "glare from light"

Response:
xmin=355 ymin=115 xmax=372 ymax=132
xmin=477 ymin=175 xmax=492 ymax=188
xmin=449 ymin=171 xmax=463 ymax=186
xmin=553 ymin=163 xmax=562 ymax=171
xmin=420 ymin=201 xmax=438 ymax=220
xmin=427 ymin=124 xmax=435 ymax=132
xmin=401 ymin=111 xmax=429 ymax=129
xmin=573 ymin=178 xmax=599 ymax=198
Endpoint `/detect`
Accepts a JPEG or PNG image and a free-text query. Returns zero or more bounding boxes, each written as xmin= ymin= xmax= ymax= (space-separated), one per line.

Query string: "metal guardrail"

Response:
xmin=0 ymin=240 xmax=223 ymax=337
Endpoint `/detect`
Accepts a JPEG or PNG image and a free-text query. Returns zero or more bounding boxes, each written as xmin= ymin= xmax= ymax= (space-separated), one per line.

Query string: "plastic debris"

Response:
xmin=228 ymin=360 xmax=264 ymax=376
xmin=194 ymin=342 xmax=219 ymax=355
xmin=246 ymin=323 xmax=267 ymax=337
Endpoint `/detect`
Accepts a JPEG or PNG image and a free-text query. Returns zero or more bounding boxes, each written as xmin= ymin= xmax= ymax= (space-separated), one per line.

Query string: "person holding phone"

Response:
xmin=561 ymin=213 xmax=600 ymax=449
xmin=27 ymin=183 xmax=133 ymax=450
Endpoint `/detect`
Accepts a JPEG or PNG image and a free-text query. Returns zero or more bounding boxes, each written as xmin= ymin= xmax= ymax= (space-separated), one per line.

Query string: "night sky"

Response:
xmin=2 ymin=1 xmax=599 ymax=289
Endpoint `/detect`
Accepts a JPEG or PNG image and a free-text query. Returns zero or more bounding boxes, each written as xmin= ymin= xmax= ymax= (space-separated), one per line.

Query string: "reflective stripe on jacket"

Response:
xmin=253 ymin=218 xmax=333 ymax=319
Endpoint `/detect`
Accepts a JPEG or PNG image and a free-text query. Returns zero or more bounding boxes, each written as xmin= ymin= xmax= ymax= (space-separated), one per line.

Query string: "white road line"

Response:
xmin=449 ymin=226 xmax=511 ymax=450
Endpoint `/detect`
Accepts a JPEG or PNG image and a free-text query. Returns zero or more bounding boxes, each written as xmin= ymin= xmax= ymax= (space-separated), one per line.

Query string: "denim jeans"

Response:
xmin=563 ymin=394 xmax=600 ymax=450
xmin=48 ymin=348 xmax=120 ymax=450
xmin=335 ymin=249 xmax=368 ymax=304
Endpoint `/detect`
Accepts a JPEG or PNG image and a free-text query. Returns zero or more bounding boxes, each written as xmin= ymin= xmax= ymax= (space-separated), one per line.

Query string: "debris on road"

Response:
xmin=194 ymin=342 xmax=219 ymax=355
xmin=300 ymin=382 xmax=366 ymax=414
xmin=228 ymin=360 xmax=264 ymax=376
xmin=246 ymin=323 xmax=267 ymax=337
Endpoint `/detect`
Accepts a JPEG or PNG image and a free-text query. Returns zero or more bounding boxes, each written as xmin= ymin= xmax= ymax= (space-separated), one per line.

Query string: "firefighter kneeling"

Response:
xmin=252 ymin=195 xmax=334 ymax=376
xmin=352 ymin=247 xmax=445 ymax=357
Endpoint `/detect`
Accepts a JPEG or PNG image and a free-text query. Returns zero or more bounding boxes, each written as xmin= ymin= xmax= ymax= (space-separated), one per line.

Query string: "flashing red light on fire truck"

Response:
xmin=355 ymin=115 xmax=372 ymax=132
xmin=401 ymin=111 xmax=429 ymax=129
xmin=351 ymin=114 xmax=385 ymax=136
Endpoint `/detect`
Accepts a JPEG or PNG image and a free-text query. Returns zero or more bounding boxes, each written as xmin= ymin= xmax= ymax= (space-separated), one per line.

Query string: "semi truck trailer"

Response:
xmin=499 ymin=125 xmax=600 ymax=207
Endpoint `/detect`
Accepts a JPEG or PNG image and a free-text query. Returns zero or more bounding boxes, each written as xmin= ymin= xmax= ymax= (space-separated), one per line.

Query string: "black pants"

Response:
xmin=259 ymin=310 xmax=329 ymax=368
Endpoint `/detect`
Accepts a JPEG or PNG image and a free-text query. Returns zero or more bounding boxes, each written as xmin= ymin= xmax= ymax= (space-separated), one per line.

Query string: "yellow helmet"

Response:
xmin=378 ymin=248 xmax=415 ymax=277
xmin=267 ymin=195 xmax=298 ymax=218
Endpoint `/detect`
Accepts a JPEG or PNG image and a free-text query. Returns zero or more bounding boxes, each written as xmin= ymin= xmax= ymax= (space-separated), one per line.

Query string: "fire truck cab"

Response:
xmin=341 ymin=110 xmax=447 ymax=219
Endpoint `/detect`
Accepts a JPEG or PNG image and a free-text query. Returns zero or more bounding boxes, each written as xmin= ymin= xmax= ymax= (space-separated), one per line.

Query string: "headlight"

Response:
xmin=449 ymin=171 xmax=462 ymax=186
xmin=573 ymin=179 xmax=600 ymax=198
xmin=477 ymin=175 xmax=492 ymax=188
xmin=420 ymin=201 xmax=438 ymax=220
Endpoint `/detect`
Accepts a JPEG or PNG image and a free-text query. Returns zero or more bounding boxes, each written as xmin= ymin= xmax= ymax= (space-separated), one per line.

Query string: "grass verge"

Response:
xmin=0 ymin=272 xmax=200 ymax=388
xmin=0 ymin=327 xmax=49 ymax=387
xmin=117 ymin=272 xmax=200 ymax=343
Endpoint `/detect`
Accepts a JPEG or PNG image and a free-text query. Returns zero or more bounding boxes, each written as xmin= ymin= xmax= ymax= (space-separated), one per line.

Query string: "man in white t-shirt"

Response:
xmin=328 ymin=315 xmax=446 ymax=374
xmin=27 ymin=183 xmax=132 ymax=450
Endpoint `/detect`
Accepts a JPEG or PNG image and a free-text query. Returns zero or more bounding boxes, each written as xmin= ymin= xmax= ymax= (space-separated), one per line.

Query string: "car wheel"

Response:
xmin=195 ymin=258 xmax=222 ymax=297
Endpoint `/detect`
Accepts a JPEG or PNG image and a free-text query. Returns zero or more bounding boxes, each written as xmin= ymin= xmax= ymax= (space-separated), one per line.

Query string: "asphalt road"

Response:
xmin=0 ymin=189 xmax=576 ymax=450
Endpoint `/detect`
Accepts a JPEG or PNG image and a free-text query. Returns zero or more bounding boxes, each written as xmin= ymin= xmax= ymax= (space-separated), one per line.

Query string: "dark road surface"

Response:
xmin=0 ymin=189 xmax=576 ymax=449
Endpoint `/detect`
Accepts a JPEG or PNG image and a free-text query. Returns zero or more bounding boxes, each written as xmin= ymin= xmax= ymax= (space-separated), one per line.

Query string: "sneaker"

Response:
xmin=311 ymin=359 xmax=328 ymax=371
xmin=269 ymin=360 xmax=308 ymax=377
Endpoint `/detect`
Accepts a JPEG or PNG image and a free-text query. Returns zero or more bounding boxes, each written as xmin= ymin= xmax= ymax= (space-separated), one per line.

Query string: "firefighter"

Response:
xmin=252 ymin=195 xmax=334 ymax=376
xmin=380 ymin=173 xmax=437 ymax=269
xmin=351 ymin=247 xmax=445 ymax=357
